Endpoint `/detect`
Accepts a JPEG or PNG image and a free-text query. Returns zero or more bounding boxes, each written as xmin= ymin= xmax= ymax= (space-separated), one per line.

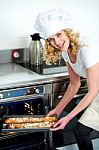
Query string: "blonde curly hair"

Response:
xmin=43 ymin=28 xmax=84 ymax=64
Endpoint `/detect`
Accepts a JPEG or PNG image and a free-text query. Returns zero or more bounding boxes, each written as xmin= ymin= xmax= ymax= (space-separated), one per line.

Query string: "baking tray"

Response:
xmin=2 ymin=127 xmax=49 ymax=132
xmin=0 ymin=115 xmax=56 ymax=132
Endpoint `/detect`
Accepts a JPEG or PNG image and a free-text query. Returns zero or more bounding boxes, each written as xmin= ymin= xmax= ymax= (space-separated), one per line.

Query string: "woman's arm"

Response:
xmin=51 ymin=62 xmax=81 ymax=116
xmin=67 ymin=62 xmax=99 ymax=120
xmin=51 ymin=63 xmax=99 ymax=131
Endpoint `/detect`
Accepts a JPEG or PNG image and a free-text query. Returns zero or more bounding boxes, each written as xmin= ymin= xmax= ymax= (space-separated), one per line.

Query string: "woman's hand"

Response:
xmin=50 ymin=116 xmax=70 ymax=131
xmin=47 ymin=108 xmax=60 ymax=118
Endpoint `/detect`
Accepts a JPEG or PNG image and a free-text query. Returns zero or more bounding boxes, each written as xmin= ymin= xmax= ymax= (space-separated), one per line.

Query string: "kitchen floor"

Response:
xmin=57 ymin=138 xmax=99 ymax=150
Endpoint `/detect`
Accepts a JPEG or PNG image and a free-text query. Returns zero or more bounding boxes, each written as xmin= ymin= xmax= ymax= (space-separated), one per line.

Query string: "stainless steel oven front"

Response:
xmin=0 ymin=84 xmax=51 ymax=150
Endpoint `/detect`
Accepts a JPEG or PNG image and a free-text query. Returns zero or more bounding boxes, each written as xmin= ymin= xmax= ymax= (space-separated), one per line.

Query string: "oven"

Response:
xmin=0 ymin=47 xmax=57 ymax=150
xmin=0 ymin=61 xmax=88 ymax=149
xmin=0 ymin=84 xmax=51 ymax=150
xmin=52 ymin=77 xmax=88 ymax=108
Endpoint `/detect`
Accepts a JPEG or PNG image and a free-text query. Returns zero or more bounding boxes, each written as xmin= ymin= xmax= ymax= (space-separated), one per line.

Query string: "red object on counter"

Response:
xmin=11 ymin=50 xmax=20 ymax=59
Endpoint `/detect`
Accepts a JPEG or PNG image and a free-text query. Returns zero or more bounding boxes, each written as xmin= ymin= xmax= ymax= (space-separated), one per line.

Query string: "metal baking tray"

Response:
xmin=2 ymin=127 xmax=49 ymax=132
xmin=0 ymin=115 xmax=56 ymax=132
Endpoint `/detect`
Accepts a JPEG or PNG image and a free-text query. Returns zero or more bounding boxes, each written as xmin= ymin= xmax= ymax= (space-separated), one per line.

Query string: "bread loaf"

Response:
xmin=7 ymin=121 xmax=55 ymax=129
xmin=4 ymin=116 xmax=57 ymax=124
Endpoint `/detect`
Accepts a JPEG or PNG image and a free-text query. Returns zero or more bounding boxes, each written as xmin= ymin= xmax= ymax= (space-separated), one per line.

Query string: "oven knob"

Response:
xmin=12 ymin=50 xmax=20 ymax=59
xmin=58 ymin=95 xmax=62 ymax=99
xmin=35 ymin=88 xmax=40 ymax=94
xmin=0 ymin=93 xmax=4 ymax=99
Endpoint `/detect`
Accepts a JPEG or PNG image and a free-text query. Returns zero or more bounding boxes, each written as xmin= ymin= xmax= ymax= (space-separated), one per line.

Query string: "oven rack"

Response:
xmin=0 ymin=132 xmax=33 ymax=140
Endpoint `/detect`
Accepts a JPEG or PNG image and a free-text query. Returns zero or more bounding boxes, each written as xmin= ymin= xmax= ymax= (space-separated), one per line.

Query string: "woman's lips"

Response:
xmin=57 ymin=41 xmax=65 ymax=49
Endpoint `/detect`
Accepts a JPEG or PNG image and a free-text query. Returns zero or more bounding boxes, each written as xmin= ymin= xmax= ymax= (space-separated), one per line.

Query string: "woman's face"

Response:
xmin=47 ymin=30 xmax=69 ymax=51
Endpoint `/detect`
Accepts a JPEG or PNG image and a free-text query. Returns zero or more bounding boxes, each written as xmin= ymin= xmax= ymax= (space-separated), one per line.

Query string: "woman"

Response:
xmin=34 ymin=8 xmax=99 ymax=150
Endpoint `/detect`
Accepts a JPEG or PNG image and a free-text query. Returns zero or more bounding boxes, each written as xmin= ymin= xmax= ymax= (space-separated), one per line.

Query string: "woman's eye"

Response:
xmin=49 ymin=39 xmax=54 ymax=43
xmin=57 ymin=33 xmax=61 ymax=37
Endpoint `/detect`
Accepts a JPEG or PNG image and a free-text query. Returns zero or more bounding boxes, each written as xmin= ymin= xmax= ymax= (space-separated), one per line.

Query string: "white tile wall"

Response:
xmin=0 ymin=19 xmax=6 ymax=40
xmin=0 ymin=14 xmax=31 ymax=49
xmin=0 ymin=0 xmax=99 ymax=50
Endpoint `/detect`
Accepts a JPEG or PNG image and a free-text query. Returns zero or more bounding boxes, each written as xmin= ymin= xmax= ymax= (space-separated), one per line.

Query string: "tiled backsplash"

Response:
xmin=0 ymin=48 xmax=29 ymax=64
xmin=0 ymin=50 xmax=11 ymax=63
xmin=0 ymin=0 xmax=99 ymax=50
xmin=0 ymin=15 xmax=31 ymax=49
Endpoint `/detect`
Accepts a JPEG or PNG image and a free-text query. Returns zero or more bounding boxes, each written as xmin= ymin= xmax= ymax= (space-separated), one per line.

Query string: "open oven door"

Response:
xmin=0 ymin=95 xmax=51 ymax=150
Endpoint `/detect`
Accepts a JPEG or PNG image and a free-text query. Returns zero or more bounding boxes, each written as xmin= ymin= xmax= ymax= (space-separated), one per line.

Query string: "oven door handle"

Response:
xmin=58 ymin=93 xmax=86 ymax=99
xmin=74 ymin=93 xmax=86 ymax=99
xmin=74 ymin=93 xmax=86 ymax=104
xmin=0 ymin=94 xmax=45 ymax=104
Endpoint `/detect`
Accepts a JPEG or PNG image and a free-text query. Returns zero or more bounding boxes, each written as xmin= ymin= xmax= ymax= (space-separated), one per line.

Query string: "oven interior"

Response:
xmin=0 ymin=94 xmax=50 ymax=150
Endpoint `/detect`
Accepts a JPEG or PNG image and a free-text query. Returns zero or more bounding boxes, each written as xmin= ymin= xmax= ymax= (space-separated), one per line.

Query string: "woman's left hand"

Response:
xmin=50 ymin=116 xmax=70 ymax=131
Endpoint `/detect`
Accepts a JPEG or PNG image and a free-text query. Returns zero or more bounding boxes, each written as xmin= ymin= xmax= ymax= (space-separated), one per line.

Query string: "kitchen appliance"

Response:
xmin=29 ymin=33 xmax=44 ymax=66
xmin=0 ymin=84 xmax=51 ymax=150
xmin=0 ymin=57 xmax=59 ymax=149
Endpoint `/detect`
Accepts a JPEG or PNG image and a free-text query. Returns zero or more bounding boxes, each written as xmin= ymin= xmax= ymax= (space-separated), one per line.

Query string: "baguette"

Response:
xmin=4 ymin=116 xmax=57 ymax=124
xmin=7 ymin=121 xmax=55 ymax=129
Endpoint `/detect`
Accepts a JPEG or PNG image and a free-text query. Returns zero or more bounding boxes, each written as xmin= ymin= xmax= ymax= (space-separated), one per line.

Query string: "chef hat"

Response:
xmin=34 ymin=8 xmax=71 ymax=39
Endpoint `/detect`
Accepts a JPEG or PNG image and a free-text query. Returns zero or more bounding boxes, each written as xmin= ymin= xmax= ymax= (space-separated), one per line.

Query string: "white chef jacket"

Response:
xmin=62 ymin=36 xmax=99 ymax=131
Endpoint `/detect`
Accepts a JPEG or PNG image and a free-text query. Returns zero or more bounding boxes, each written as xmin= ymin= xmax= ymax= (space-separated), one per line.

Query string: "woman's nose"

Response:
xmin=54 ymin=38 xmax=60 ymax=45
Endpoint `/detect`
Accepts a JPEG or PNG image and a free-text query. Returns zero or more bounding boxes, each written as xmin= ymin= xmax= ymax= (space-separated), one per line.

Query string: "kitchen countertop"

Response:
xmin=0 ymin=63 xmax=69 ymax=90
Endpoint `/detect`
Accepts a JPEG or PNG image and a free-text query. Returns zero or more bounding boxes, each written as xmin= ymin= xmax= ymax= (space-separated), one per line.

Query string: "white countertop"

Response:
xmin=0 ymin=63 xmax=68 ymax=89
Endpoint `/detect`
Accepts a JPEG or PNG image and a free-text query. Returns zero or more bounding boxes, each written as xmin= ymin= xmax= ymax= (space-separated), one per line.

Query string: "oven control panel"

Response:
xmin=0 ymin=85 xmax=46 ymax=117
xmin=0 ymin=85 xmax=44 ymax=100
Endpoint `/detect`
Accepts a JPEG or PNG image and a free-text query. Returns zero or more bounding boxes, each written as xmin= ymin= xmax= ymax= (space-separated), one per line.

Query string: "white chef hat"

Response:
xmin=34 ymin=8 xmax=72 ymax=39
